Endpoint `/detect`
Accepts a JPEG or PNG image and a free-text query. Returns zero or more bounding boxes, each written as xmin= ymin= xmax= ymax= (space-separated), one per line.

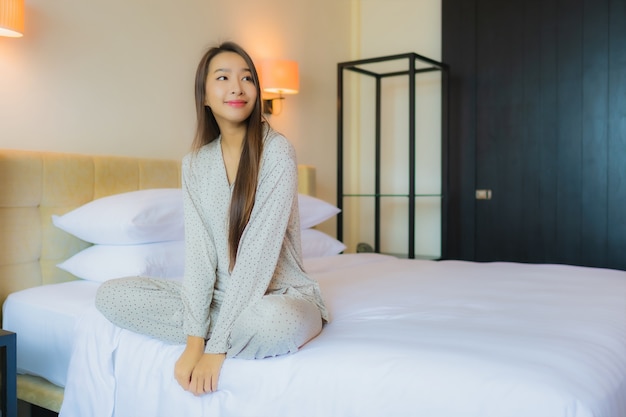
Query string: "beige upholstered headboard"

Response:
xmin=0 ymin=150 xmax=182 ymax=309
xmin=0 ymin=149 xmax=316 ymax=312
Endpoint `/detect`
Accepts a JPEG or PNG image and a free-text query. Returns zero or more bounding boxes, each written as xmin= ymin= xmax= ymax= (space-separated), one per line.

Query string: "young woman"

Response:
xmin=95 ymin=41 xmax=328 ymax=396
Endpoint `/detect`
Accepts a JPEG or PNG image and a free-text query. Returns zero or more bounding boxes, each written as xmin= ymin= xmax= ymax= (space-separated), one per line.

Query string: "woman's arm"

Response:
xmin=180 ymin=153 xmax=219 ymax=339
xmin=176 ymin=153 xmax=222 ymax=394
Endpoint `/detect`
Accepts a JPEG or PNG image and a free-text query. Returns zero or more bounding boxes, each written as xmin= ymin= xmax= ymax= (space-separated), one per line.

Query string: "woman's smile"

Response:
xmin=226 ymin=99 xmax=247 ymax=108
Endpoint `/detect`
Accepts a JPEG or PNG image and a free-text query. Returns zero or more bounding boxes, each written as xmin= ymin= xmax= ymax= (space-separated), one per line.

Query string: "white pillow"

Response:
xmin=301 ymin=228 xmax=346 ymax=258
xmin=57 ymin=241 xmax=185 ymax=282
xmin=52 ymin=188 xmax=184 ymax=245
xmin=298 ymin=194 xmax=341 ymax=229
xmin=57 ymin=229 xmax=342 ymax=282
xmin=52 ymin=189 xmax=339 ymax=244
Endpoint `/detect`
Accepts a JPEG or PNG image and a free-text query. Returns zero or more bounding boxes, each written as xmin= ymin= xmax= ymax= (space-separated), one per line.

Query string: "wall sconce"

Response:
xmin=0 ymin=0 xmax=24 ymax=37
xmin=260 ymin=59 xmax=299 ymax=115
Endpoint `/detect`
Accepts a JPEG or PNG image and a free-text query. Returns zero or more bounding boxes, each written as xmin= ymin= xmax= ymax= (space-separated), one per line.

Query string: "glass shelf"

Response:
xmin=337 ymin=52 xmax=449 ymax=260
xmin=343 ymin=193 xmax=442 ymax=198
xmin=384 ymin=253 xmax=440 ymax=260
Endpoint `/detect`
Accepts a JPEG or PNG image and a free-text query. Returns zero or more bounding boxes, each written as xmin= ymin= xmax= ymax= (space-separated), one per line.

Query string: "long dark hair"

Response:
xmin=191 ymin=41 xmax=266 ymax=272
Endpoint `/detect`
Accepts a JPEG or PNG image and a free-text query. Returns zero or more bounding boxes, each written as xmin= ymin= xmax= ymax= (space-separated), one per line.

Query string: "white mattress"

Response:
xmin=53 ymin=254 xmax=626 ymax=417
xmin=2 ymin=280 xmax=100 ymax=387
xmin=3 ymin=254 xmax=625 ymax=416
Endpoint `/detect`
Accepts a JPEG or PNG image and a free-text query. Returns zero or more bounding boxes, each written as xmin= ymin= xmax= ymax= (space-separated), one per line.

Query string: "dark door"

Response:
xmin=444 ymin=0 xmax=626 ymax=270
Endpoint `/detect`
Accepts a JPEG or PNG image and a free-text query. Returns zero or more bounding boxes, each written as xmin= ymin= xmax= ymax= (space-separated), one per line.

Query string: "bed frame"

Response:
xmin=0 ymin=149 xmax=315 ymax=413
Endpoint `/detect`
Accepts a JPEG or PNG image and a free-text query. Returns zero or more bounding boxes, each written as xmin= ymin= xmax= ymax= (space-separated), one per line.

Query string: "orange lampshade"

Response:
xmin=0 ymin=0 xmax=24 ymax=37
xmin=260 ymin=59 xmax=299 ymax=95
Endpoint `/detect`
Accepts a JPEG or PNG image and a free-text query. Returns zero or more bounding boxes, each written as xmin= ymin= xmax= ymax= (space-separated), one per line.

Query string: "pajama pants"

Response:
xmin=95 ymin=277 xmax=323 ymax=359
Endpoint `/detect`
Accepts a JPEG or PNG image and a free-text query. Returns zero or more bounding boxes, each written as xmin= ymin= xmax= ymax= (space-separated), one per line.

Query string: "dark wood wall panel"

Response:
xmin=443 ymin=0 xmax=626 ymax=270
xmin=580 ymin=0 xmax=609 ymax=267
xmin=554 ymin=0 xmax=584 ymax=266
xmin=475 ymin=1 xmax=526 ymax=262
xmin=607 ymin=0 xmax=626 ymax=270
xmin=441 ymin=0 xmax=477 ymax=260
xmin=522 ymin=0 xmax=558 ymax=263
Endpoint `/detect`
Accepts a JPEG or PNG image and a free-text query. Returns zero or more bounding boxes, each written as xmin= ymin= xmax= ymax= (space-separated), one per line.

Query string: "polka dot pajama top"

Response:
xmin=181 ymin=128 xmax=329 ymax=355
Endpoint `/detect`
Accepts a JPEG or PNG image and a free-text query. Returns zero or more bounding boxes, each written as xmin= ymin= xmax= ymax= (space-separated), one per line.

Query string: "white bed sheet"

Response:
xmin=2 ymin=280 xmax=101 ymax=387
xmin=58 ymin=254 xmax=626 ymax=417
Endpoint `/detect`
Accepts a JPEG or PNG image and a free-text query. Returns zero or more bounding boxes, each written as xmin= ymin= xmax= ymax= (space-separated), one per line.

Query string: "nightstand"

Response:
xmin=0 ymin=330 xmax=16 ymax=417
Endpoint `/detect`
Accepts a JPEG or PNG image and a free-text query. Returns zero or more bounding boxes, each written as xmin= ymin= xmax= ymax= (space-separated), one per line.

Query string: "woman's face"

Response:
xmin=204 ymin=51 xmax=257 ymax=128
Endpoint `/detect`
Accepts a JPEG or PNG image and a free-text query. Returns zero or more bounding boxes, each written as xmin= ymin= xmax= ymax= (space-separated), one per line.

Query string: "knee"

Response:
xmin=228 ymin=296 xmax=322 ymax=359
xmin=95 ymin=279 xmax=124 ymax=320
xmin=95 ymin=280 xmax=111 ymax=311
xmin=241 ymin=296 xmax=308 ymax=336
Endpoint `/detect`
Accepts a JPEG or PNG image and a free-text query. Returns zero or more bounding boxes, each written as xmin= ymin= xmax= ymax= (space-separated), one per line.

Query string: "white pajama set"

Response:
xmin=96 ymin=129 xmax=329 ymax=359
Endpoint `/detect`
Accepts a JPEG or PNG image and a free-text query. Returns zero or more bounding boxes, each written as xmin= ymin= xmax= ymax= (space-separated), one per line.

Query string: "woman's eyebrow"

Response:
xmin=213 ymin=67 xmax=251 ymax=74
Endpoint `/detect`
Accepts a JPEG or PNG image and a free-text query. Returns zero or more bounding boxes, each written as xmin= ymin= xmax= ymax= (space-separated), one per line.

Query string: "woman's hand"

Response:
xmin=174 ymin=336 xmax=205 ymax=391
xmin=174 ymin=335 xmax=226 ymax=395
xmin=188 ymin=352 xmax=226 ymax=395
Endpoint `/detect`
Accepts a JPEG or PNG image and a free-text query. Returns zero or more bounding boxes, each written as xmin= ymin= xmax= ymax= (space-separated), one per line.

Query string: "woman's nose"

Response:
xmin=231 ymin=81 xmax=243 ymax=95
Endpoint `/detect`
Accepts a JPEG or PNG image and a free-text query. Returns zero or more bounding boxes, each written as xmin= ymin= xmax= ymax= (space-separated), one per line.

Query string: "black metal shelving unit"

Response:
xmin=336 ymin=52 xmax=449 ymax=259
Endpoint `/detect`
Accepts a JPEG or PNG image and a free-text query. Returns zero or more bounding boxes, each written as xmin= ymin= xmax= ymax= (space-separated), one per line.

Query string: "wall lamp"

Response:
xmin=260 ymin=59 xmax=299 ymax=115
xmin=0 ymin=0 xmax=24 ymax=37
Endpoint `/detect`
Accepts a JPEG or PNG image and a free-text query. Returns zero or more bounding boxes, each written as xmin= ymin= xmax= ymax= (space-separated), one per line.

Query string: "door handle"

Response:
xmin=475 ymin=189 xmax=492 ymax=200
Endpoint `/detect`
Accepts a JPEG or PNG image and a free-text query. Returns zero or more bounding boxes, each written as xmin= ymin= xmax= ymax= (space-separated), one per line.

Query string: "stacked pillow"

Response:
xmin=53 ymin=189 xmax=186 ymax=283
xmin=297 ymin=194 xmax=345 ymax=258
xmin=53 ymin=189 xmax=344 ymax=283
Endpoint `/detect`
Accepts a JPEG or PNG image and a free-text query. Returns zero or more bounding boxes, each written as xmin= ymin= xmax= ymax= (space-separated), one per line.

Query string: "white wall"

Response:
xmin=0 ymin=0 xmax=440 ymax=241
xmin=0 ymin=0 xmax=210 ymax=158
xmin=341 ymin=0 xmax=443 ymax=256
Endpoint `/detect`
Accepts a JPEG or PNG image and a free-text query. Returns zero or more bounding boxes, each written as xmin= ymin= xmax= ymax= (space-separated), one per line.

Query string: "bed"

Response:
xmin=1 ymin=149 xmax=625 ymax=417
xmin=0 ymin=148 xmax=319 ymax=413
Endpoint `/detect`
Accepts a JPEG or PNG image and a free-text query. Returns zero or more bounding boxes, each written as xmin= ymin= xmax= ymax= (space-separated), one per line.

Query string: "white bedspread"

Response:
xmin=58 ymin=254 xmax=626 ymax=417
xmin=2 ymin=280 xmax=100 ymax=387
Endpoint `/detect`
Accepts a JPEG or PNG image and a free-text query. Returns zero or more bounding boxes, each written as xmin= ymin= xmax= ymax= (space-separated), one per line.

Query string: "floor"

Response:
xmin=18 ymin=400 xmax=58 ymax=417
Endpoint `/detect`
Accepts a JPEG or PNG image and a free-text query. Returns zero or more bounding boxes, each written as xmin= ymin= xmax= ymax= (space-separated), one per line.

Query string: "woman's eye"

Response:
xmin=217 ymin=76 xmax=227 ymax=81
xmin=242 ymin=75 xmax=253 ymax=82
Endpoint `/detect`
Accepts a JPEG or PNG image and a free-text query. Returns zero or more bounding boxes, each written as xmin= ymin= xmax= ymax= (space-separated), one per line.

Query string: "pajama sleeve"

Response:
xmin=203 ymin=135 xmax=298 ymax=354
xmin=180 ymin=154 xmax=219 ymax=339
